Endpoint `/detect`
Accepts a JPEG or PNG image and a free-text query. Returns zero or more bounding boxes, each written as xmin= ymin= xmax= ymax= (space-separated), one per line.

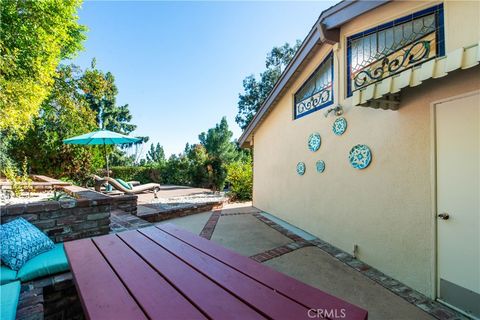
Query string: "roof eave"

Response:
xmin=238 ymin=0 xmax=391 ymax=148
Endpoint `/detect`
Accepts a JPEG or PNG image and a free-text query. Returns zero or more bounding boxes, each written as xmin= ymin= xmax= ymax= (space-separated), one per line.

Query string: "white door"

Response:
xmin=436 ymin=91 xmax=480 ymax=319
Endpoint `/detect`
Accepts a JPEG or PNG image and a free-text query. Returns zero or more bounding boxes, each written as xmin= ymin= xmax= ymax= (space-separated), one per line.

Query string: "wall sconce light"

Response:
xmin=323 ymin=105 xmax=344 ymax=117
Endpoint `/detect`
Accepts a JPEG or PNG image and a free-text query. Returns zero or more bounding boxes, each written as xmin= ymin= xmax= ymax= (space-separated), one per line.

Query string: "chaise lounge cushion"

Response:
xmin=0 ymin=218 xmax=54 ymax=270
xmin=17 ymin=243 xmax=69 ymax=282
xmin=0 ymin=281 xmax=21 ymax=320
xmin=115 ymin=178 xmax=132 ymax=190
xmin=0 ymin=264 xmax=17 ymax=285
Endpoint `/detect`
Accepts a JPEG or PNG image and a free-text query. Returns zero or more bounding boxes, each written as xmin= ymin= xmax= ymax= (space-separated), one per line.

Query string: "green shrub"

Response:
xmin=109 ymin=166 xmax=162 ymax=184
xmin=226 ymin=160 xmax=253 ymax=201
xmin=2 ymin=162 xmax=22 ymax=197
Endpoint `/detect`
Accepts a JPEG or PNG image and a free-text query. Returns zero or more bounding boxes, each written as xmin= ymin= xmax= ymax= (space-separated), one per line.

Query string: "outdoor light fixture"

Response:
xmin=323 ymin=105 xmax=344 ymax=117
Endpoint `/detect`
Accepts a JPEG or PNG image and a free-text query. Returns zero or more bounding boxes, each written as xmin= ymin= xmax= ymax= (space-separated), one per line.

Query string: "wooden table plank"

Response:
xmin=93 ymin=234 xmax=207 ymax=320
xmin=159 ymin=223 xmax=368 ymax=320
xmin=117 ymin=230 xmax=265 ymax=320
xmin=140 ymin=226 xmax=310 ymax=320
xmin=64 ymin=238 xmax=147 ymax=320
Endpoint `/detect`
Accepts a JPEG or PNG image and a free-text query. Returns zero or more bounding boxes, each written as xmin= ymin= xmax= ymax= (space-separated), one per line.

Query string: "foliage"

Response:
xmin=146 ymin=143 xmax=166 ymax=165
xmin=110 ymin=166 xmax=161 ymax=184
xmin=79 ymin=59 xmax=144 ymax=166
xmin=199 ymin=117 xmax=238 ymax=190
xmin=21 ymin=157 xmax=33 ymax=194
xmin=48 ymin=190 xmax=72 ymax=201
xmin=8 ymin=64 xmax=104 ymax=184
xmin=161 ymin=154 xmax=191 ymax=186
xmin=0 ymin=0 xmax=86 ymax=136
xmin=2 ymin=162 xmax=22 ymax=197
xmin=185 ymin=144 xmax=209 ymax=187
xmin=235 ymin=40 xmax=301 ymax=130
xmin=122 ymin=117 xmax=247 ymax=191
xmin=0 ymin=133 xmax=15 ymax=176
xmin=80 ymin=59 xmax=136 ymax=135
xmin=226 ymin=159 xmax=253 ymax=201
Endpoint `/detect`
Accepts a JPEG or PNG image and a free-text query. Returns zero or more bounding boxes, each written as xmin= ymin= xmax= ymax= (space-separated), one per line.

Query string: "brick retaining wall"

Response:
xmin=1 ymin=197 xmax=111 ymax=243
xmin=0 ymin=181 xmax=138 ymax=243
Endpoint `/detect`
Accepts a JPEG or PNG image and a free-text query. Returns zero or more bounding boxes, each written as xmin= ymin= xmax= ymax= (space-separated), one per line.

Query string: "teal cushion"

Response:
xmin=0 ymin=218 xmax=54 ymax=270
xmin=0 ymin=281 xmax=21 ymax=320
xmin=115 ymin=178 xmax=132 ymax=190
xmin=17 ymin=243 xmax=69 ymax=282
xmin=0 ymin=265 xmax=17 ymax=285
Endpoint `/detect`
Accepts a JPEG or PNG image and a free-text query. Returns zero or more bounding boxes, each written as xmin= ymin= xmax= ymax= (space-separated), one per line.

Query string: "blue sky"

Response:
xmin=72 ymin=1 xmax=336 ymax=157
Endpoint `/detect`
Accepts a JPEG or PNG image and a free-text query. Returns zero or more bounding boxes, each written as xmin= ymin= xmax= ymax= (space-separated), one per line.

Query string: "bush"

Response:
xmin=226 ymin=160 xmax=253 ymax=201
xmin=109 ymin=166 xmax=161 ymax=184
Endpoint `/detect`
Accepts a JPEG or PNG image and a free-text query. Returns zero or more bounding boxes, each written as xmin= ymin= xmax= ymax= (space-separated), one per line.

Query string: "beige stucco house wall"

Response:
xmin=248 ymin=0 xmax=480 ymax=298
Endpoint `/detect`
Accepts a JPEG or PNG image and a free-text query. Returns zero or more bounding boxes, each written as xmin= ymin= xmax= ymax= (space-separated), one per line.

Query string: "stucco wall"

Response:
xmin=252 ymin=0 xmax=480 ymax=297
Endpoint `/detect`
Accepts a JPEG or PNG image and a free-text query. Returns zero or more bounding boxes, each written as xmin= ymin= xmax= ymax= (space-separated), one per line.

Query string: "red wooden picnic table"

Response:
xmin=64 ymin=223 xmax=368 ymax=320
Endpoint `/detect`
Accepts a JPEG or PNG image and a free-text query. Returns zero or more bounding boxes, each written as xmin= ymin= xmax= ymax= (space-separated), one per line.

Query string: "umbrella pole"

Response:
xmin=103 ymin=142 xmax=110 ymax=188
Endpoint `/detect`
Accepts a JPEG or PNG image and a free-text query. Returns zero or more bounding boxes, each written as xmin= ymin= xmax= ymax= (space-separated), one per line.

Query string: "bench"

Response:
xmin=0 ymin=244 xmax=70 ymax=320
xmin=65 ymin=223 xmax=368 ymax=319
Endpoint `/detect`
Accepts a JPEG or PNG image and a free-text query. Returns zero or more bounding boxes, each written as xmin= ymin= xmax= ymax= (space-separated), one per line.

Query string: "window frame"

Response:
xmin=293 ymin=51 xmax=334 ymax=120
xmin=346 ymin=3 xmax=445 ymax=97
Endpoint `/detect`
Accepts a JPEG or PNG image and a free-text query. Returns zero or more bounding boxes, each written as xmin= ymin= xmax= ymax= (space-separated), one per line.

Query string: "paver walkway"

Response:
xmin=156 ymin=202 xmax=466 ymax=320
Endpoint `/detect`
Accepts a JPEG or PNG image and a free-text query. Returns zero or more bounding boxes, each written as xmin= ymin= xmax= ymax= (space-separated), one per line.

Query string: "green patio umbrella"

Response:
xmin=63 ymin=130 xmax=141 ymax=181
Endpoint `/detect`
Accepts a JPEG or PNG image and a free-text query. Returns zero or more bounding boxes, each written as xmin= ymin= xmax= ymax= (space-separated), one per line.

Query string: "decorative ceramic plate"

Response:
xmin=333 ymin=117 xmax=347 ymax=136
xmin=296 ymin=162 xmax=306 ymax=175
xmin=316 ymin=160 xmax=325 ymax=173
xmin=349 ymin=144 xmax=372 ymax=169
xmin=308 ymin=133 xmax=321 ymax=152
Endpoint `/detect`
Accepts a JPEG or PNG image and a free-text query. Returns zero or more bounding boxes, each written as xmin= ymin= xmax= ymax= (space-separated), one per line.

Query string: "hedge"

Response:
xmin=109 ymin=166 xmax=162 ymax=184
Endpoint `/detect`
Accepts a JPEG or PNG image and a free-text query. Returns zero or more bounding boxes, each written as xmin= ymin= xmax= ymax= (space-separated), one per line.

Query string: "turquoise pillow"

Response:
xmin=115 ymin=178 xmax=132 ymax=190
xmin=0 ymin=281 xmax=20 ymax=320
xmin=0 ymin=265 xmax=17 ymax=285
xmin=17 ymin=243 xmax=69 ymax=282
xmin=0 ymin=218 xmax=54 ymax=271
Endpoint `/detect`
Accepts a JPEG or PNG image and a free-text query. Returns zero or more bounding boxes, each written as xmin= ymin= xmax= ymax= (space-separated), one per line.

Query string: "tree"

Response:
xmin=162 ymin=154 xmax=191 ymax=186
xmin=199 ymin=117 xmax=238 ymax=190
xmin=79 ymin=59 xmax=145 ymax=166
xmin=185 ymin=144 xmax=209 ymax=187
xmin=226 ymin=157 xmax=253 ymax=201
xmin=146 ymin=143 xmax=166 ymax=165
xmin=8 ymin=64 xmax=103 ymax=183
xmin=0 ymin=0 xmax=86 ymax=136
xmin=235 ymin=40 xmax=301 ymax=130
xmin=79 ymin=59 xmax=136 ymax=135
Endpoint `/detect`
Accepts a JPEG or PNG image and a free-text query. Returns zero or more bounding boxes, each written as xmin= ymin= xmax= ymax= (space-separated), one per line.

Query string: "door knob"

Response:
xmin=438 ymin=213 xmax=450 ymax=220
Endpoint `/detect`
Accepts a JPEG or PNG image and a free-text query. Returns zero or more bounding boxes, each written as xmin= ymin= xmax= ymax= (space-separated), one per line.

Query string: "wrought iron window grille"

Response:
xmin=346 ymin=4 xmax=445 ymax=96
xmin=294 ymin=51 xmax=334 ymax=119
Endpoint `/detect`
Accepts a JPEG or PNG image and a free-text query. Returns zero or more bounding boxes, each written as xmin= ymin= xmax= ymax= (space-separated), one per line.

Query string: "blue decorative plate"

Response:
xmin=296 ymin=162 xmax=306 ymax=175
xmin=349 ymin=144 xmax=372 ymax=169
xmin=308 ymin=133 xmax=321 ymax=152
xmin=316 ymin=160 xmax=325 ymax=173
xmin=333 ymin=117 xmax=347 ymax=136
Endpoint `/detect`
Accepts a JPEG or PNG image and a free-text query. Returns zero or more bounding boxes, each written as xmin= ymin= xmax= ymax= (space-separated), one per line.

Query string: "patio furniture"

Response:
xmin=0 ymin=244 xmax=69 ymax=320
xmin=0 ymin=243 xmax=70 ymax=285
xmin=0 ymin=281 xmax=21 ymax=320
xmin=93 ymin=175 xmax=160 ymax=196
xmin=64 ymin=224 xmax=368 ymax=320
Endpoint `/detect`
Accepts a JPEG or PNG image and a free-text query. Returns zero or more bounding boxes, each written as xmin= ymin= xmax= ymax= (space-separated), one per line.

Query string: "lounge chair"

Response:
xmin=93 ymin=175 xmax=160 ymax=197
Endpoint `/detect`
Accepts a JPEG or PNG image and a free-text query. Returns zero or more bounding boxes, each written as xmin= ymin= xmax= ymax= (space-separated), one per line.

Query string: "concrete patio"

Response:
xmin=155 ymin=202 xmax=465 ymax=320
